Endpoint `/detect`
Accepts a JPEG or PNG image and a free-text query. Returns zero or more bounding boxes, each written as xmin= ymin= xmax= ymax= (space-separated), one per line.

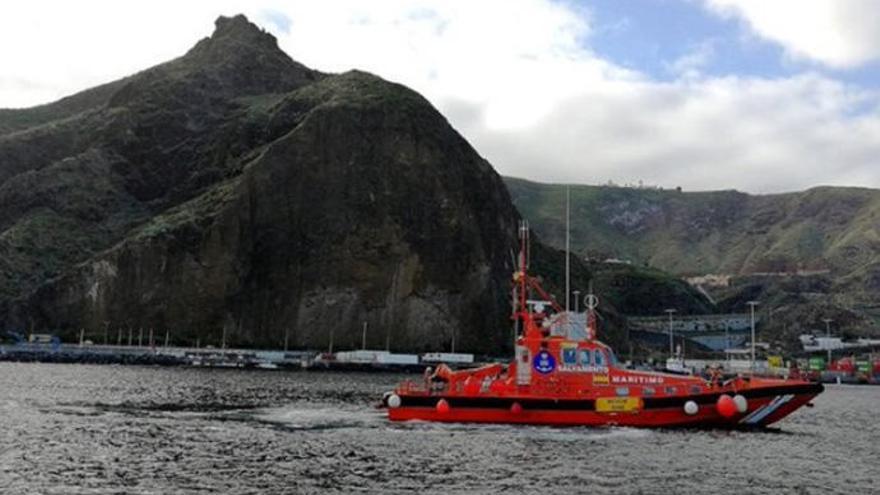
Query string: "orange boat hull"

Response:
xmin=387 ymin=382 xmax=823 ymax=428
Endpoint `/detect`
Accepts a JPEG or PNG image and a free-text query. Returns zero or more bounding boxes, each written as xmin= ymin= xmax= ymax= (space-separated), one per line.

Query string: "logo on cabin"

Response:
xmin=593 ymin=374 xmax=610 ymax=384
xmin=533 ymin=350 xmax=556 ymax=374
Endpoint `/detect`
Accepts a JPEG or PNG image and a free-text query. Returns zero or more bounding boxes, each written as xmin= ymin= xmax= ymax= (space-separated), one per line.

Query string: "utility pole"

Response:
xmin=823 ymin=318 xmax=833 ymax=364
xmin=164 ymin=329 xmax=170 ymax=348
xmin=665 ymin=309 xmax=677 ymax=359
xmin=328 ymin=327 xmax=334 ymax=354
xmin=573 ymin=290 xmax=581 ymax=313
xmin=747 ymin=301 xmax=759 ymax=371
xmin=221 ymin=326 xmax=227 ymax=349
xmin=137 ymin=328 xmax=143 ymax=347
xmin=361 ymin=321 xmax=368 ymax=350
xmin=284 ymin=328 xmax=290 ymax=352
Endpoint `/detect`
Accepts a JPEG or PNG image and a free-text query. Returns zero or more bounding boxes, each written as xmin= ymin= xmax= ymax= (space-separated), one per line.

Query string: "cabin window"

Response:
xmin=606 ymin=350 xmax=619 ymax=366
xmin=562 ymin=347 xmax=577 ymax=365
xmin=579 ymin=349 xmax=592 ymax=366
xmin=615 ymin=387 xmax=629 ymax=396
xmin=665 ymin=386 xmax=678 ymax=395
xmin=643 ymin=387 xmax=655 ymax=396
xmin=689 ymin=385 xmax=702 ymax=394
xmin=594 ymin=350 xmax=606 ymax=367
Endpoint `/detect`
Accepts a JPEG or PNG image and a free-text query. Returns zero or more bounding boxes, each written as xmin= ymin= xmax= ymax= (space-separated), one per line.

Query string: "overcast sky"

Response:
xmin=3 ymin=0 xmax=880 ymax=193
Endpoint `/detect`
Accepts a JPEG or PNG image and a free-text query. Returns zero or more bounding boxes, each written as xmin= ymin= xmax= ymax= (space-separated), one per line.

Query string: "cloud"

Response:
xmin=1 ymin=0 xmax=880 ymax=193
xmin=466 ymin=73 xmax=880 ymax=193
xmin=665 ymin=40 xmax=716 ymax=78
xmin=259 ymin=8 xmax=292 ymax=34
xmin=704 ymin=0 xmax=880 ymax=69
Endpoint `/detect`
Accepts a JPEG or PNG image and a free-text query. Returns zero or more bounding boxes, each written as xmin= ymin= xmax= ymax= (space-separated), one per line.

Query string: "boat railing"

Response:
xmin=397 ymin=379 xmax=448 ymax=395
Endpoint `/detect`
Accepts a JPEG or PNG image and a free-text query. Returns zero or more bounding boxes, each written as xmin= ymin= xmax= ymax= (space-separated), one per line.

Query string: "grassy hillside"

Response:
xmin=506 ymin=178 xmax=880 ymax=287
xmin=506 ymin=177 xmax=880 ymax=339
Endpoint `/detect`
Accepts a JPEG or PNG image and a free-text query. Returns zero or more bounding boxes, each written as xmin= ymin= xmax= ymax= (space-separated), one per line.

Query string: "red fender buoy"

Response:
xmin=436 ymin=399 xmax=450 ymax=414
xmin=510 ymin=402 xmax=523 ymax=414
xmin=463 ymin=377 xmax=480 ymax=395
xmin=716 ymin=394 xmax=737 ymax=418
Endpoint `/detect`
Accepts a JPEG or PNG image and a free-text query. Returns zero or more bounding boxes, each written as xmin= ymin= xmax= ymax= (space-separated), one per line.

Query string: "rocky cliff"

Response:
xmin=0 ymin=15 xmax=524 ymax=351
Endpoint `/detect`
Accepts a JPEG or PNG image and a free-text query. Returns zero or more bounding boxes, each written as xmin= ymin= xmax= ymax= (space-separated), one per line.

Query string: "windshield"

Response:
xmin=606 ymin=348 xmax=619 ymax=366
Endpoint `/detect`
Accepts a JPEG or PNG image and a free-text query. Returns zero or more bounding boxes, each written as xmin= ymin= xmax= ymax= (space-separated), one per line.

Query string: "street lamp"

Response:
xmin=747 ymin=301 xmax=759 ymax=371
xmin=664 ymin=309 xmax=677 ymax=359
xmin=573 ymin=290 xmax=581 ymax=313
xmin=725 ymin=321 xmax=730 ymax=363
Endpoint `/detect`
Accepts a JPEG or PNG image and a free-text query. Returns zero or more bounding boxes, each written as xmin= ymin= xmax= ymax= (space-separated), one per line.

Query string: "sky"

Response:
xmin=2 ymin=0 xmax=880 ymax=193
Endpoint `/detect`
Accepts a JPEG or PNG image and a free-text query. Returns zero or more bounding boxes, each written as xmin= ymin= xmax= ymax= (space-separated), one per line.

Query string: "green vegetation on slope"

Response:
xmin=506 ymin=177 xmax=880 ymax=339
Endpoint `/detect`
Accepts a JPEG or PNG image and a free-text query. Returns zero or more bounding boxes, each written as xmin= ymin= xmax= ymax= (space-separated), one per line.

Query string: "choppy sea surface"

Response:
xmin=0 ymin=363 xmax=877 ymax=494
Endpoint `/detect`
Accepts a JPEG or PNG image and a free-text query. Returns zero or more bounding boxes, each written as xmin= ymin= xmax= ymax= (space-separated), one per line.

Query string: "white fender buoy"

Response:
xmin=684 ymin=400 xmax=699 ymax=416
xmin=733 ymin=394 xmax=747 ymax=413
xmin=387 ymin=393 xmax=402 ymax=409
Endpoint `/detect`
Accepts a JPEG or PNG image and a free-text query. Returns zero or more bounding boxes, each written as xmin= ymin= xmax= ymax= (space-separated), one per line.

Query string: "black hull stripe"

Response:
xmin=402 ymin=396 xmax=595 ymax=410
xmin=399 ymin=383 xmax=823 ymax=411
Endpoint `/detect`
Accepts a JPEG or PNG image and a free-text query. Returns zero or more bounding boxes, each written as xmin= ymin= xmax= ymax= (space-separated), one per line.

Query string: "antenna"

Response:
xmin=516 ymin=220 xmax=530 ymax=336
xmin=519 ymin=220 xmax=530 ymax=269
xmin=565 ymin=185 xmax=571 ymax=314
xmin=585 ymin=280 xmax=599 ymax=340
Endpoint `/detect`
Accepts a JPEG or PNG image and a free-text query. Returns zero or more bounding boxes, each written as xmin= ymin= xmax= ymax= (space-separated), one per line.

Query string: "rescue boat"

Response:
xmin=382 ymin=223 xmax=823 ymax=428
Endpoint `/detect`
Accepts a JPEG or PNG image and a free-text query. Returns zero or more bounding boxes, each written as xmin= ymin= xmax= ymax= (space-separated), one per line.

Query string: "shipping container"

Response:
xmin=808 ymin=356 xmax=826 ymax=371
xmin=334 ymin=350 xmax=390 ymax=363
xmin=375 ymin=353 xmax=419 ymax=365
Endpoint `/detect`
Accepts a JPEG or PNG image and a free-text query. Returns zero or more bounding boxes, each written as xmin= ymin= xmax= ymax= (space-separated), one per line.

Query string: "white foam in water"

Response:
xmin=256 ymin=406 xmax=385 ymax=431
xmin=385 ymin=417 xmax=653 ymax=442
xmin=517 ymin=426 xmax=653 ymax=442
xmin=256 ymin=406 xmax=652 ymax=442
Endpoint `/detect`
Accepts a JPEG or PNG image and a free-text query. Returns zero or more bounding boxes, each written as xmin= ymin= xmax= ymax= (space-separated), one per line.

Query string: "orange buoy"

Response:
xmin=489 ymin=379 xmax=506 ymax=393
xmin=463 ymin=377 xmax=480 ymax=395
xmin=436 ymin=399 xmax=450 ymax=414
xmin=510 ymin=402 xmax=523 ymax=414
xmin=716 ymin=394 xmax=737 ymax=418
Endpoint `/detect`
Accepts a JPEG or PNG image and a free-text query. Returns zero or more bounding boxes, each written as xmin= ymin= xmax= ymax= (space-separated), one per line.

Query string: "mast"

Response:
xmin=586 ymin=280 xmax=598 ymax=340
xmin=565 ymin=185 xmax=570 ymax=314
xmin=514 ymin=221 xmax=530 ymax=343
xmin=519 ymin=220 xmax=529 ymax=314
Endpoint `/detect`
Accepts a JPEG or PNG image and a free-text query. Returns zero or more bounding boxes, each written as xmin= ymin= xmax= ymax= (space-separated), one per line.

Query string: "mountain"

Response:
xmin=0 ymin=15 xmax=711 ymax=352
xmin=0 ymin=15 xmax=522 ymax=351
xmin=506 ymin=177 xmax=880 ymax=342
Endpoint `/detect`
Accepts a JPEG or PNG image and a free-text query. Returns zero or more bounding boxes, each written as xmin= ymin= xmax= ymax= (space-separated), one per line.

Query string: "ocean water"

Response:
xmin=0 ymin=363 xmax=876 ymax=494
